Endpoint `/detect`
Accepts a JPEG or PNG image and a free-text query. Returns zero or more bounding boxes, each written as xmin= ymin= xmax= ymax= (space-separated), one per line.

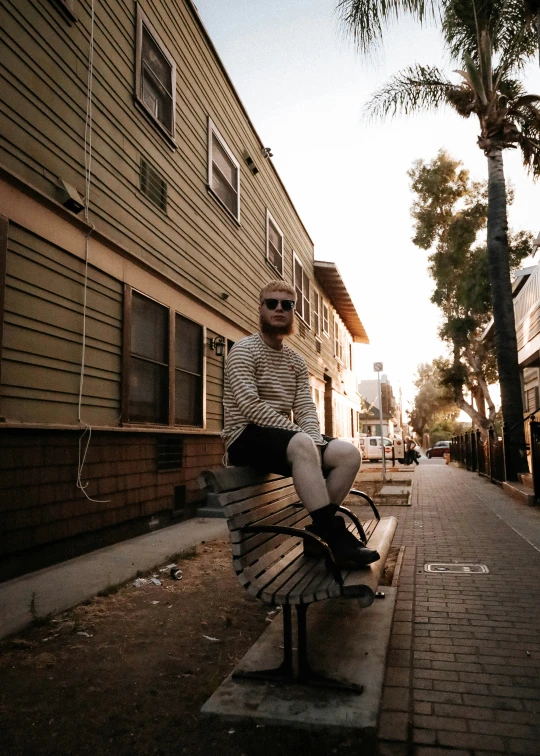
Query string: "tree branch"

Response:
xmin=465 ymin=346 xmax=497 ymax=422
xmin=455 ymin=391 xmax=491 ymax=434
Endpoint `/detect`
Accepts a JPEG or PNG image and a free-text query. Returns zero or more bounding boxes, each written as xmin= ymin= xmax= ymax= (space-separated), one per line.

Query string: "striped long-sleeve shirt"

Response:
xmin=222 ymin=332 xmax=324 ymax=448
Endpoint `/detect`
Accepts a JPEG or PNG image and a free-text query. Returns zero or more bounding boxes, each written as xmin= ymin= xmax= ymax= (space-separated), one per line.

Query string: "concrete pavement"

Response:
xmin=377 ymin=458 xmax=540 ymax=756
xmin=0 ymin=517 xmax=228 ymax=640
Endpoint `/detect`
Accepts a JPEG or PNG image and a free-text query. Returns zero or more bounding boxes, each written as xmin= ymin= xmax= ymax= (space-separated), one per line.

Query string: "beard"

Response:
xmin=260 ymin=315 xmax=294 ymax=337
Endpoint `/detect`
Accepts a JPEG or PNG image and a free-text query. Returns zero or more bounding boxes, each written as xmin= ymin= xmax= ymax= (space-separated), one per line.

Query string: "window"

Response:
xmin=136 ymin=8 xmax=176 ymax=138
xmin=140 ymin=158 xmax=167 ymax=211
xmin=322 ymin=301 xmax=330 ymax=336
xmin=266 ymin=210 xmax=283 ymax=276
xmin=294 ymin=255 xmax=310 ymax=325
xmin=175 ymin=314 xmax=203 ymax=426
xmin=313 ymin=290 xmax=321 ymax=337
xmin=334 ymin=320 xmax=344 ymax=363
xmin=129 ymin=292 xmax=169 ymax=423
xmin=208 ymin=119 xmax=240 ymax=221
xmin=526 ymin=386 xmax=539 ymax=413
xmin=126 ymin=291 xmax=204 ymax=427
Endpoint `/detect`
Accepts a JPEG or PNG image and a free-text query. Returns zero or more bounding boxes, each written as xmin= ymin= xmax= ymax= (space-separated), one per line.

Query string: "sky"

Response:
xmin=194 ymin=0 xmax=540 ymax=414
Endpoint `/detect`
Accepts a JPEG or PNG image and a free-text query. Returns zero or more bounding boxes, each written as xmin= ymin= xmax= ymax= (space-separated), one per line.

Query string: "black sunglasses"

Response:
xmin=263 ymin=298 xmax=296 ymax=311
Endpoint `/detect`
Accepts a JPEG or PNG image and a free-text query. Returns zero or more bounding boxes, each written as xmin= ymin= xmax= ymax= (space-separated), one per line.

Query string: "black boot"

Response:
xmin=305 ymin=516 xmax=380 ymax=568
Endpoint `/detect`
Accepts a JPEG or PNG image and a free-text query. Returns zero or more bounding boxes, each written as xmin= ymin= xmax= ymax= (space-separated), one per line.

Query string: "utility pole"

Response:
xmin=374 ymin=362 xmax=386 ymax=482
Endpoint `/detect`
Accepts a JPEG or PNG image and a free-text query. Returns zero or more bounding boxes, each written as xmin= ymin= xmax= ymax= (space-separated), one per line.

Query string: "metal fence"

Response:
xmin=452 ymin=427 xmax=511 ymax=486
xmin=451 ymin=417 xmax=540 ymax=498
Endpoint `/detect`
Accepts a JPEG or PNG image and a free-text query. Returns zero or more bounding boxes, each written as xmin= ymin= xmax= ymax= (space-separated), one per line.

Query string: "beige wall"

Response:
xmin=0 ymin=0 xmax=361 ymax=431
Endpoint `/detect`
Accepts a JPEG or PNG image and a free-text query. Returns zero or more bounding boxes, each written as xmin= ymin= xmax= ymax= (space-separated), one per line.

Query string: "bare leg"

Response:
xmin=322 ymin=439 xmax=361 ymax=506
xmin=286 ymin=433 xmax=329 ymax=512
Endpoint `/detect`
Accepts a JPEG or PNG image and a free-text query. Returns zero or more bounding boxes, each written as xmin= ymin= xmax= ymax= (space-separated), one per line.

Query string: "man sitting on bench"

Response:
xmin=222 ymin=280 xmax=380 ymax=569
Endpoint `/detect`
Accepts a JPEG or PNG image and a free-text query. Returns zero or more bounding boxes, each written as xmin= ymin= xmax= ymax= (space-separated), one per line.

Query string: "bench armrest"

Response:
xmin=242 ymin=524 xmax=343 ymax=586
xmin=335 ymin=505 xmax=368 ymax=543
xmin=349 ymin=489 xmax=381 ymax=521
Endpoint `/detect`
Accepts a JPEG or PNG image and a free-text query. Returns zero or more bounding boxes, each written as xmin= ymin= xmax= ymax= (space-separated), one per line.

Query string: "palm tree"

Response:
xmin=337 ymin=0 xmax=540 ymax=59
xmin=351 ymin=0 xmax=540 ymax=476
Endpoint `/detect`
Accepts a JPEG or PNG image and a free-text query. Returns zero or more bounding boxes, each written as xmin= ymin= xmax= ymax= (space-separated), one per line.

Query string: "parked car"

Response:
xmin=426 ymin=440 xmax=451 ymax=459
xmin=359 ymin=436 xmax=394 ymax=461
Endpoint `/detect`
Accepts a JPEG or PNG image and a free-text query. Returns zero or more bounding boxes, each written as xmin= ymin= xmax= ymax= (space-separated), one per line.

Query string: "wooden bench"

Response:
xmin=198 ymin=467 xmax=397 ymax=693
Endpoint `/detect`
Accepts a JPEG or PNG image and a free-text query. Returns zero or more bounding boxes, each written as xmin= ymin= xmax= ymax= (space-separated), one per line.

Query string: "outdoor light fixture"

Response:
xmin=262 ymin=147 xmax=273 ymax=159
xmin=208 ymin=335 xmax=226 ymax=357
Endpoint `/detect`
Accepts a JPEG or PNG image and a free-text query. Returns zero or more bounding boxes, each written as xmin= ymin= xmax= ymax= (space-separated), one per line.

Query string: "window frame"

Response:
xmin=122 ymin=286 xmax=206 ymax=429
xmin=322 ymin=301 xmax=330 ymax=336
xmin=207 ymin=118 xmax=241 ymax=223
xmin=135 ymin=7 xmax=177 ymax=142
xmin=293 ymin=254 xmax=311 ymax=326
xmin=312 ymin=288 xmax=321 ymax=338
xmin=334 ymin=317 xmax=345 ymax=364
xmin=266 ymin=209 xmax=284 ymax=277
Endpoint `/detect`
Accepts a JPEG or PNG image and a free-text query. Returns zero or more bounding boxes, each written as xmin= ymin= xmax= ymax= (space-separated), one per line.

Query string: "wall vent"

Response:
xmin=140 ymin=158 xmax=167 ymax=211
xmin=315 ymin=339 xmax=321 ymax=354
xmin=298 ymin=321 xmax=306 ymax=338
xmin=157 ymin=436 xmax=183 ymax=471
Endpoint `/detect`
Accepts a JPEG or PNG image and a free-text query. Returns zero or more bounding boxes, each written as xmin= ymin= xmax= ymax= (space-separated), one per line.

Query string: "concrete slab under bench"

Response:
xmin=201 ymin=586 xmax=397 ymax=733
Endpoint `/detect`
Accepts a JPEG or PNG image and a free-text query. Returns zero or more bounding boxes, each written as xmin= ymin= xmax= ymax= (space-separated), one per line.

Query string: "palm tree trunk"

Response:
xmin=486 ymin=148 xmax=528 ymax=478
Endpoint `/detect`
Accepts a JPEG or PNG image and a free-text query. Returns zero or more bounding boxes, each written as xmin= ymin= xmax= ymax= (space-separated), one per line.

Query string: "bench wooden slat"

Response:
xmin=230 ymin=511 xmax=309 ymax=556
xmin=241 ymin=540 xmax=303 ymax=587
xmin=220 ymin=486 xmax=298 ymax=518
xmin=313 ymin=572 xmax=343 ymax=602
xmin=228 ymin=493 xmax=302 ymax=530
xmin=217 ymin=478 xmax=295 ymax=508
xmin=247 ymin=544 xmax=304 ymax=598
xmin=232 ymin=518 xmax=310 ymax=565
xmin=198 ymin=468 xmax=284 ymax=494
xmin=229 ymin=505 xmax=307 ymax=543
xmin=273 ymin=558 xmax=330 ymax=604
xmin=233 ymin=533 xmax=300 ymax=575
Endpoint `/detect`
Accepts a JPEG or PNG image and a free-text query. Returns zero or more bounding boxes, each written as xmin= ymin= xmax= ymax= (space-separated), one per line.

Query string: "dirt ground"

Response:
xmin=0 ymin=539 xmax=395 ymax=756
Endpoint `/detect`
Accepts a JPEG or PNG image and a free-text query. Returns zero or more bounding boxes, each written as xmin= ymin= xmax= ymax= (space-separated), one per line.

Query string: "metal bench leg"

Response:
xmin=295 ymin=604 xmax=364 ymax=694
xmin=232 ymin=604 xmax=294 ymax=683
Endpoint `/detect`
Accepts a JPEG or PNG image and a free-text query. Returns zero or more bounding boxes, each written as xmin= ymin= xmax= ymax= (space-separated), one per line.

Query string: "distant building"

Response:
xmin=358 ymin=376 xmax=399 ymax=437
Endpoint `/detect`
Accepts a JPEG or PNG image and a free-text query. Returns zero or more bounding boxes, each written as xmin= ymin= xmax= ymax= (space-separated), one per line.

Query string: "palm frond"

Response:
xmin=444 ymin=0 xmax=536 ymax=69
xmin=363 ymin=64 xmax=453 ymax=120
xmin=517 ymin=129 xmax=540 ymax=177
xmin=497 ymin=78 xmax=526 ymax=99
xmin=464 ymin=52 xmax=488 ymax=104
xmin=336 ymin=0 xmax=436 ymax=52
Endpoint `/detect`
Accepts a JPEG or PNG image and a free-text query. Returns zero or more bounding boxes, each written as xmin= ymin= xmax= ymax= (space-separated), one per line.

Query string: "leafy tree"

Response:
xmin=409 ymin=150 xmax=534 ymax=434
xmin=409 ymin=360 xmax=460 ymax=439
xmin=341 ymin=0 xmax=540 ymax=474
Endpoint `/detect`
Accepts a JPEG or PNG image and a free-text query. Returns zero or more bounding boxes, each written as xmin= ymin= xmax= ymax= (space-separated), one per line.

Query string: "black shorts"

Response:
xmin=227 ymin=424 xmax=333 ymax=477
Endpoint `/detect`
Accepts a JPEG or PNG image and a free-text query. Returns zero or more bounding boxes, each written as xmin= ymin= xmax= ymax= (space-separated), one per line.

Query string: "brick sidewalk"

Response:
xmin=377 ymin=459 xmax=540 ymax=756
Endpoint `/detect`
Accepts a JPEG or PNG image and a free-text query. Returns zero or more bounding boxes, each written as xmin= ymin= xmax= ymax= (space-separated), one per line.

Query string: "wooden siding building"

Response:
xmin=0 ymin=0 xmax=369 ymax=579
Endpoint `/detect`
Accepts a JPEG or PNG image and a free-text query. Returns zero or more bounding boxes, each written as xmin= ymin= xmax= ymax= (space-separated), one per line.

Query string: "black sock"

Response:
xmin=311 ymin=504 xmax=338 ymax=530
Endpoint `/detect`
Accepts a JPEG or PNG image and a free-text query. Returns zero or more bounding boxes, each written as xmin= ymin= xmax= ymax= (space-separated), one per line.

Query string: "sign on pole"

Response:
xmin=373 ymin=362 xmax=383 ymax=372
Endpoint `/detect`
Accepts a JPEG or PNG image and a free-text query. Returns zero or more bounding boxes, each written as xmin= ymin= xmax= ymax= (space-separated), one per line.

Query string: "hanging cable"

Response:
xmin=76 ymin=0 xmax=109 ymax=503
